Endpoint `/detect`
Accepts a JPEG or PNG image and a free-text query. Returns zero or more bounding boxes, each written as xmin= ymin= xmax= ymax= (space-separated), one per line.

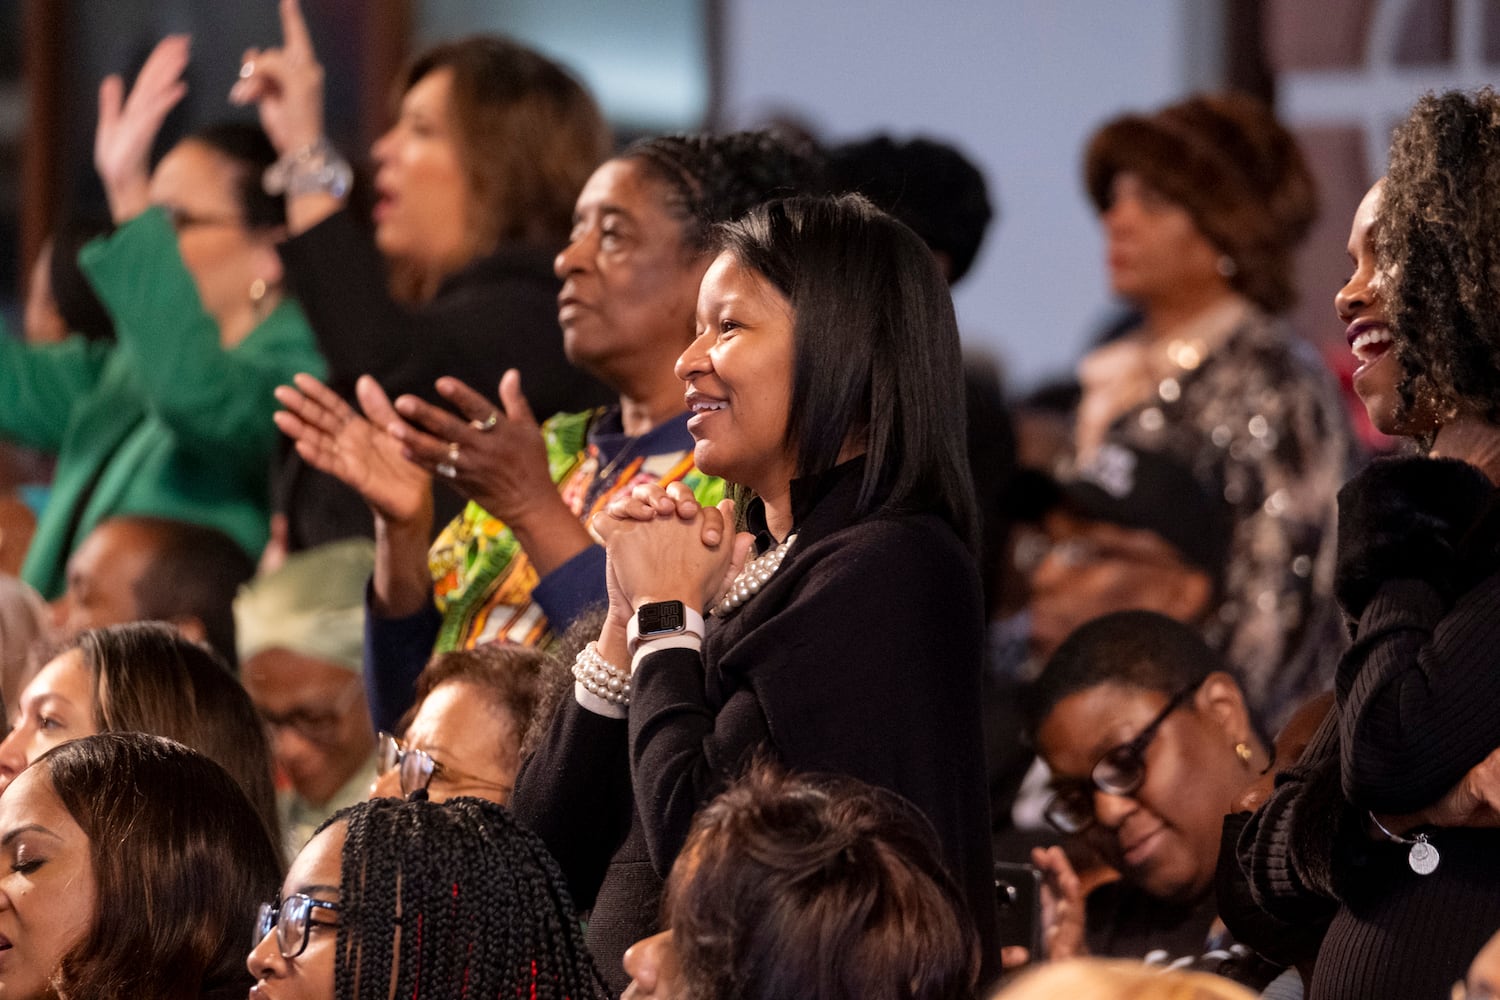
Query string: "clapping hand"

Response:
xmin=273 ymin=373 xmax=430 ymax=526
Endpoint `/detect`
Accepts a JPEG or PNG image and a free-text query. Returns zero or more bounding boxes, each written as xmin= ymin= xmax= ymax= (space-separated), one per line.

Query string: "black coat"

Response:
xmin=512 ymin=459 xmax=998 ymax=991
xmin=1229 ymin=455 xmax=1500 ymax=999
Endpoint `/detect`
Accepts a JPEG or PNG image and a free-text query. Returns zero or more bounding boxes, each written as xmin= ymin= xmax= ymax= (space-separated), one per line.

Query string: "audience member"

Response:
xmin=0 ymin=732 xmax=282 ymax=1000
xmin=0 ymin=622 xmax=280 ymax=847
xmin=1026 ymin=441 xmax=1232 ymax=661
xmin=248 ymin=794 xmax=610 ymax=1000
xmin=276 ymin=129 xmax=817 ymax=735
xmin=1075 ymin=92 xmax=1353 ymax=730
xmin=1459 ymin=928 xmax=1500 ymax=1000
xmin=369 ymin=642 xmax=546 ymax=803
xmin=825 ymin=132 xmax=994 ymax=286
xmin=1233 ymin=89 xmax=1500 ymax=1000
xmin=3 ymin=218 xmax=116 ymax=577
xmin=236 ymin=538 xmax=377 ymax=856
xmin=22 ymin=220 xmax=116 ymax=347
xmin=0 ymin=574 xmax=47 ymax=719
xmin=234 ymin=0 xmax=611 ymax=551
xmin=996 ymin=958 xmax=1257 ymax=1000
xmin=623 ymin=766 xmax=978 ymax=1000
xmin=0 ymin=36 xmax=325 ymax=598
xmin=50 ymin=514 xmax=255 ymax=667
xmin=516 ymin=193 xmax=997 ymax=985
xmin=1021 ymin=611 xmax=1278 ymax=988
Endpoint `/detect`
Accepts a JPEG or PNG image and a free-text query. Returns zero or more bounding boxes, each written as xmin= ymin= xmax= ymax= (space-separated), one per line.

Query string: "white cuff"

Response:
xmin=631 ymin=633 xmax=703 ymax=674
xmin=574 ymin=681 xmax=628 ymax=719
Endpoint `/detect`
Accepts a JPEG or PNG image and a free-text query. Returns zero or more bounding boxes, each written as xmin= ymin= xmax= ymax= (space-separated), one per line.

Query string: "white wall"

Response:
xmin=718 ymin=1 xmax=1214 ymax=392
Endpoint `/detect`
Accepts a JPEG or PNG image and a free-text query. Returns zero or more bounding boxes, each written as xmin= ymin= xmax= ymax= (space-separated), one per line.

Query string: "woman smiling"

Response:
xmin=524 ymin=193 xmax=998 ymax=979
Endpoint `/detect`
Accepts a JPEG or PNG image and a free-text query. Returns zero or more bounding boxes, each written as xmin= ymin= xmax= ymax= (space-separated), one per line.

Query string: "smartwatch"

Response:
xmin=628 ymin=600 xmax=705 ymax=655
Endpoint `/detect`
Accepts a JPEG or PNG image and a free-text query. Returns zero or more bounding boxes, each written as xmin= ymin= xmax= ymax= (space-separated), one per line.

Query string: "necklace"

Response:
xmin=1368 ymin=811 xmax=1440 ymax=875
xmin=712 ymin=533 xmax=797 ymax=616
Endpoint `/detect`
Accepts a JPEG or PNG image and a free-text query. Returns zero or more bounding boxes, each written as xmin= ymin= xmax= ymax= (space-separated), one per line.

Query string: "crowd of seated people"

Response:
xmin=8 ymin=1 xmax=1500 ymax=996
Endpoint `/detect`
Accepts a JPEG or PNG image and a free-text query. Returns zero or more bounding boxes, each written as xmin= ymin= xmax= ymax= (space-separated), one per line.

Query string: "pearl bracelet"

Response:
xmin=571 ymin=642 xmax=631 ymax=707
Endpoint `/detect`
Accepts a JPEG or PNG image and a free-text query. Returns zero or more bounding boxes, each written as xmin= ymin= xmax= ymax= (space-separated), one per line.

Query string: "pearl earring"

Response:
xmin=249 ymin=278 xmax=271 ymax=318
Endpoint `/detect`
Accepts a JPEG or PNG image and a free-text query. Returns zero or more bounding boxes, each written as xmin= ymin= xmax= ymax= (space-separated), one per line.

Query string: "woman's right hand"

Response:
xmin=229 ymin=0 xmax=325 ymax=156
xmin=95 ymin=35 xmax=190 ymax=224
xmin=1001 ymin=845 xmax=1088 ymax=969
xmin=273 ymin=373 xmax=430 ymax=525
xmin=1381 ymin=744 xmax=1500 ymax=832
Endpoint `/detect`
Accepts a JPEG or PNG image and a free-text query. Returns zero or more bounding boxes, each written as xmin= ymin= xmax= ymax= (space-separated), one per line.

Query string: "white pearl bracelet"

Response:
xmin=571 ymin=642 xmax=631 ymax=707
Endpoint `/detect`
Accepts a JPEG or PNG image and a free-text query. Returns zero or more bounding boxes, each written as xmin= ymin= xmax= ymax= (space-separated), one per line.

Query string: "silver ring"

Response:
xmin=435 ymin=462 xmax=457 ymax=479
xmin=470 ymin=411 xmax=500 ymax=432
xmin=239 ymin=60 xmax=256 ymax=80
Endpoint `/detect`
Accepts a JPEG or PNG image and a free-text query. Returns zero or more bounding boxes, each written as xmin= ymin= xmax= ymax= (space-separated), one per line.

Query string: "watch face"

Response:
xmin=638 ymin=601 xmax=686 ymax=636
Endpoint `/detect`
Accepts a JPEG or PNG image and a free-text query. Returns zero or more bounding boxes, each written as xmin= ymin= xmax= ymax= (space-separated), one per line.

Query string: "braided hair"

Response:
xmin=621 ymin=129 xmax=826 ymax=255
xmin=321 ymin=796 xmax=609 ymax=1000
xmin=1379 ymin=88 xmax=1500 ymax=426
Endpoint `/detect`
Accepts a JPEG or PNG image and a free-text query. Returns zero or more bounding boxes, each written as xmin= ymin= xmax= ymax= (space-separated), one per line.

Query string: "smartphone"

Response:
xmin=994 ymin=861 xmax=1044 ymax=960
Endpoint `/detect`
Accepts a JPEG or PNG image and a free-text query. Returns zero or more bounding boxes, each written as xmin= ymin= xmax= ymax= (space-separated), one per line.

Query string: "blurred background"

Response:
xmin=0 ymin=0 xmax=1490 ymax=392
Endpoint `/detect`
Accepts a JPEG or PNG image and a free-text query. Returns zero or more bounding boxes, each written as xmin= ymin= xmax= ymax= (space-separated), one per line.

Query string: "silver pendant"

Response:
xmin=1408 ymin=834 xmax=1440 ymax=875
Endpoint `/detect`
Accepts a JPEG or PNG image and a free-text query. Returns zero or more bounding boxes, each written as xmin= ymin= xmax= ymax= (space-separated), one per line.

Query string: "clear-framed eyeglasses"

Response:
xmin=254 ymin=893 xmax=342 ymax=959
xmin=376 ymin=731 xmax=511 ymax=799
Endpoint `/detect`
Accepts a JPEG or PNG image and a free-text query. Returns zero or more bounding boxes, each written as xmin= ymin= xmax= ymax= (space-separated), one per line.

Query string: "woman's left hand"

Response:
xmin=389 ymin=370 xmax=554 ymax=519
xmin=95 ymin=34 xmax=190 ymax=223
xmin=605 ymin=501 xmax=751 ymax=614
xmin=595 ymin=481 xmax=729 ymax=547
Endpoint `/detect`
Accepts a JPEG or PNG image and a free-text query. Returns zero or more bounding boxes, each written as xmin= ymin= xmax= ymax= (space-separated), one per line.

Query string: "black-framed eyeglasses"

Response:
xmin=254 ymin=893 xmax=341 ymax=959
xmin=1043 ymin=679 xmax=1203 ymax=835
xmin=376 ymin=731 xmax=511 ymax=798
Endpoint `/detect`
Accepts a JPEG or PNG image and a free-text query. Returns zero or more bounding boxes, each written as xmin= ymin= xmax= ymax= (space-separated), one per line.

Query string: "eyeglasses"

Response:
xmin=376 ymin=732 xmax=512 ymax=798
xmin=1043 ymin=679 xmax=1203 ymax=834
xmin=255 ymin=893 xmax=341 ymax=959
xmin=258 ymin=684 xmax=365 ymax=747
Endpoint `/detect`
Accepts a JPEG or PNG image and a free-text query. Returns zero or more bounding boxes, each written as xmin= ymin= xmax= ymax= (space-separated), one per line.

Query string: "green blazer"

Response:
xmin=0 ymin=207 xmax=327 ymax=597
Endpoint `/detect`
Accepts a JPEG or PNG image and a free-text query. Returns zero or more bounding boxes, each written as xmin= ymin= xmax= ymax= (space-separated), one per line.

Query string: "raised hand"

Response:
xmin=95 ymin=35 xmax=190 ymax=223
xmin=273 ymin=373 xmax=430 ymax=525
xmin=229 ymin=0 xmax=325 ymax=156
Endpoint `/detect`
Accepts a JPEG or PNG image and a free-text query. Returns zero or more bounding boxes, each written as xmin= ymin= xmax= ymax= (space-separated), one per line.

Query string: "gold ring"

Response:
xmin=470 ymin=411 xmax=500 ymax=431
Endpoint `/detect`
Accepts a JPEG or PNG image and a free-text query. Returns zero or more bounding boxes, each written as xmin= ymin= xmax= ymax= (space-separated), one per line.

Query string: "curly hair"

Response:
xmin=321 ymin=795 xmax=610 ymax=1000
xmin=622 ymin=129 xmax=826 ymax=256
xmin=664 ymin=764 xmax=979 ymax=1000
xmin=1379 ymin=88 xmax=1500 ymax=425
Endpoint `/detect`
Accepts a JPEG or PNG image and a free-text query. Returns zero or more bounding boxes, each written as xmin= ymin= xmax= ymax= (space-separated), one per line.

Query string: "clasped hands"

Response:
xmin=593 ymin=482 xmax=756 ymax=621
